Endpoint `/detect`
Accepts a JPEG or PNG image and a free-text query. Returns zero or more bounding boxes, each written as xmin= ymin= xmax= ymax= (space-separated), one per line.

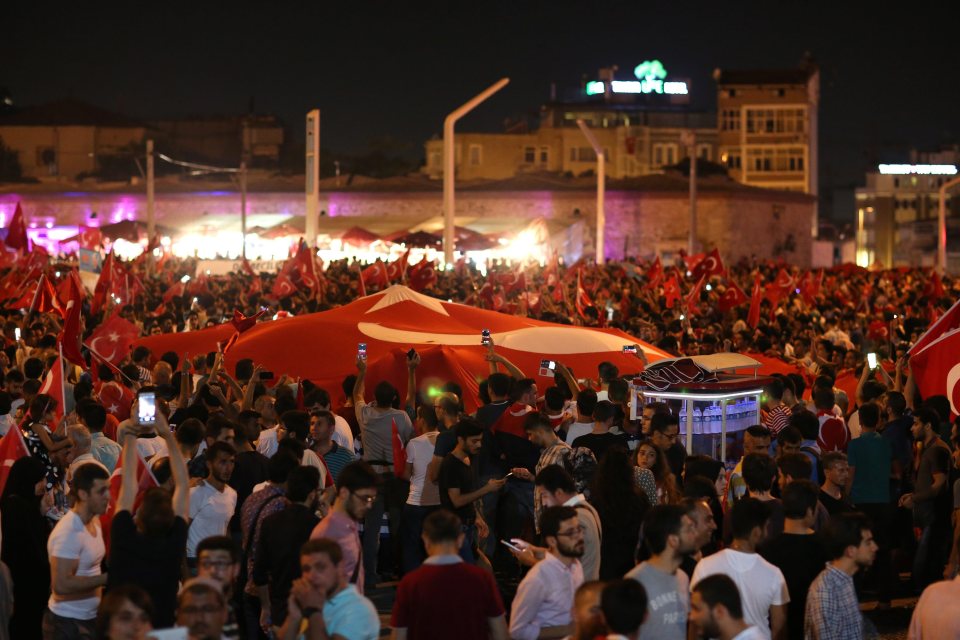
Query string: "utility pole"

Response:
xmin=305 ymin=110 xmax=320 ymax=248
xmin=681 ymin=130 xmax=698 ymax=255
xmin=575 ymin=119 xmax=605 ymax=264
xmin=443 ymin=78 xmax=510 ymax=265
xmin=146 ymin=139 xmax=155 ymax=240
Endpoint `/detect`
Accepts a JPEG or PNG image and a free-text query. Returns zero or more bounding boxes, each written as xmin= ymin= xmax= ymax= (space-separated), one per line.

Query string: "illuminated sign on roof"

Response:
xmin=878 ymin=164 xmax=957 ymax=175
xmin=585 ymin=60 xmax=689 ymax=96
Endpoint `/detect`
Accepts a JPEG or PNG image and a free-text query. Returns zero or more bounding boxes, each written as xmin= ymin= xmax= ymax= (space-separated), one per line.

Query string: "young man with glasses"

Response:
xmin=650 ymin=412 xmax=687 ymax=483
xmin=509 ymin=506 xmax=585 ymax=640
xmin=195 ymin=536 xmax=242 ymax=639
xmin=310 ymin=461 xmax=381 ymax=594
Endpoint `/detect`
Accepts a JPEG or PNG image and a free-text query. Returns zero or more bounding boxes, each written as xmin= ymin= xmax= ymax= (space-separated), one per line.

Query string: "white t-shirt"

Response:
xmin=406 ymin=432 xmax=440 ymax=507
xmin=333 ymin=414 xmax=354 ymax=453
xmin=690 ymin=549 xmax=789 ymax=640
xmin=565 ymin=422 xmax=594 ymax=445
xmin=47 ymin=510 xmax=105 ymax=620
xmin=256 ymin=426 xmax=279 ymax=458
xmin=187 ymin=481 xmax=238 ymax=558
xmin=136 ymin=435 xmax=169 ymax=461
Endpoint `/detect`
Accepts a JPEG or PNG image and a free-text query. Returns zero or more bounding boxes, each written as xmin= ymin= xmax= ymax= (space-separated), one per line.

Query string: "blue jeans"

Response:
xmin=400 ymin=503 xmax=438 ymax=574
xmin=459 ymin=523 xmax=478 ymax=564
xmin=913 ymin=522 xmax=950 ymax=592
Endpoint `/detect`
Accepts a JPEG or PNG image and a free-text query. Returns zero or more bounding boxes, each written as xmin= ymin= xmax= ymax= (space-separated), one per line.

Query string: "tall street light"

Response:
xmin=938 ymin=174 xmax=960 ymax=273
xmin=443 ymin=78 xmax=510 ymax=265
xmin=575 ymin=119 xmax=605 ymax=265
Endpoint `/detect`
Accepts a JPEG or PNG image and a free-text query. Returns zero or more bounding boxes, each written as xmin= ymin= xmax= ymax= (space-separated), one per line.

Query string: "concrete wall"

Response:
xmin=0 ymin=125 xmax=144 ymax=179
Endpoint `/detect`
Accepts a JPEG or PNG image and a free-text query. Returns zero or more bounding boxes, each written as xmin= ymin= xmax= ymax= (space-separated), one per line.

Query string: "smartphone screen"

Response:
xmin=623 ymin=345 xmax=638 ymax=354
xmin=358 ymin=343 xmax=367 ymax=361
xmin=138 ymin=391 xmax=157 ymax=424
xmin=14 ymin=327 xmax=20 ymax=341
xmin=481 ymin=329 xmax=491 ymax=346
xmin=867 ymin=352 xmax=877 ymax=370
xmin=500 ymin=539 xmax=521 ymax=552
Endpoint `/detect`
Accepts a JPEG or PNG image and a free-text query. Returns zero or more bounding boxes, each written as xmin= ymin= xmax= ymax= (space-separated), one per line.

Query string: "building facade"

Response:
xmin=854 ymin=150 xmax=960 ymax=267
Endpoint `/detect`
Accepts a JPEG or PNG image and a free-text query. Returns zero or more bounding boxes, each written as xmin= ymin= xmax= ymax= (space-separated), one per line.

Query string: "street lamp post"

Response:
xmin=681 ymin=130 xmax=698 ymax=256
xmin=443 ymin=78 xmax=510 ymax=265
xmin=938 ymin=175 xmax=960 ymax=273
xmin=575 ymin=119 xmax=605 ymax=265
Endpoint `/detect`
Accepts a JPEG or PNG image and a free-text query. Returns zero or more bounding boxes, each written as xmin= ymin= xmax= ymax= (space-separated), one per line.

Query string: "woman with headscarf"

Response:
xmin=1 ymin=456 xmax=52 ymax=639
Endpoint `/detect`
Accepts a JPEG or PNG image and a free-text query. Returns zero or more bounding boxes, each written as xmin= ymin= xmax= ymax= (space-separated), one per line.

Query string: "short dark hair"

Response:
xmin=280 ymin=410 xmax=310 ymax=442
xmin=650 ymin=412 xmax=680 ymax=435
xmin=205 ymin=414 xmax=235 ymax=441
xmin=337 ymin=461 xmax=382 ymax=493
xmin=23 ymin=357 xmax=44 ymax=380
xmin=454 ymin=418 xmax=483 ymax=440
xmin=823 ymin=512 xmax=872 ymax=560
xmin=341 ymin=375 xmax=357 ymax=399
xmin=598 ymin=361 xmax=619 ymax=383
xmin=97 ymin=585 xmax=155 ymax=639
xmin=608 ymin=378 xmax=629 ymax=403
xmin=514 ymin=378 xmax=536 ymax=400
xmin=132 ymin=346 xmax=152 ymax=364
xmin=234 ymin=358 xmax=254 ymax=381
xmin=301 ymin=538 xmax=343 ymax=565
xmin=373 ymin=381 xmax=398 ymax=407
xmin=643 ymin=504 xmax=686 ymax=555
xmin=693 ymin=574 xmax=743 ymax=619
xmin=730 ymin=497 xmax=770 ymax=540
xmin=922 ymin=396 xmax=951 ymax=424
xmin=789 ymin=410 xmax=820 ymax=441
xmin=175 ymin=418 xmax=205 ymax=447
xmin=534 ymin=465 xmax=576 ymax=495
xmin=72 ymin=462 xmax=110 ymax=496
xmin=821 ymin=451 xmax=847 ymax=471
xmin=742 ymin=453 xmax=777 ymax=493
xmin=576 ymin=388 xmax=598 ymax=417
xmin=684 ymin=455 xmax=723 ymax=484
xmin=287 ymin=466 xmax=321 ymax=503
xmin=268 ymin=449 xmax=300 ymax=484
xmin=778 ymin=453 xmax=813 ymax=481
xmin=78 ymin=401 xmax=107 ymax=432
xmin=204 ymin=441 xmax=236 ymax=463
xmin=593 ymin=400 xmax=617 ymax=424
xmin=197 ymin=535 xmax=239 ymax=563
xmin=776 ymin=425 xmax=802 ymax=447
xmin=813 ymin=387 xmax=835 ymax=411
xmin=416 ymin=405 xmax=439 ymax=430
xmin=914 ymin=407 xmax=941 ymax=431
xmin=305 ymin=386 xmax=332 ymax=409
xmin=487 ymin=373 xmax=512 ymax=398
xmin=745 ymin=425 xmax=772 ymax=441
xmin=523 ymin=412 xmax=553 ymax=433
xmin=861 ymin=380 xmax=886 ymax=403
xmin=540 ymin=505 xmax=578 ymax=540
xmin=885 ymin=391 xmax=906 ymax=417
xmin=858 ymin=403 xmax=880 ymax=430
xmin=422 ymin=509 xmax=462 ymax=544
xmin=601 ymin=579 xmax=647 ymax=635
xmin=782 ymin=480 xmax=819 ymax=519
xmin=764 ymin=378 xmax=785 ymax=401
xmin=787 ymin=373 xmax=805 ymax=400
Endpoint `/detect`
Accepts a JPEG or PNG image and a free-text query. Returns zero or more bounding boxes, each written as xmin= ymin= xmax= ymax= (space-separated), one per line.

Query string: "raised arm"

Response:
xmin=155 ymin=411 xmax=189 ymax=518
xmin=555 ymin=362 xmax=582 ymax=395
xmin=178 ymin=353 xmax=192 ymax=408
xmin=405 ymin=352 xmax=420 ymax=411
xmin=353 ymin=357 xmax=367 ymax=405
xmin=117 ymin=428 xmax=140 ymax=513
xmin=241 ymin=365 xmax=262 ymax=411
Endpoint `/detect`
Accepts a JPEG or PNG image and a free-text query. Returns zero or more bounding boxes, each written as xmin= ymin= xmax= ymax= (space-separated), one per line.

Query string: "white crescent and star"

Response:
xmin=946 ymin=363 xmax=960 ymax=415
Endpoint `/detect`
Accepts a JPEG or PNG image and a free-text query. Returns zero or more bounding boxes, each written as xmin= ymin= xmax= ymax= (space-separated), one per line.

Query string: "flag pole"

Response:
xmin=58 ymin=343 xmax=67 ymax=423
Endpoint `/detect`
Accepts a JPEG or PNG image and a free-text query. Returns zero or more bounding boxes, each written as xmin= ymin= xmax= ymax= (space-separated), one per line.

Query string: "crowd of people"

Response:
xmin=0 ymin=249 xmax=958 ymax=640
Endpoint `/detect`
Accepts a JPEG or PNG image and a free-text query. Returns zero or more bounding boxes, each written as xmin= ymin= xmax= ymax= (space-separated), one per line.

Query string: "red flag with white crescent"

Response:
xmin=100 ymin=448 xmax=159 ymax=551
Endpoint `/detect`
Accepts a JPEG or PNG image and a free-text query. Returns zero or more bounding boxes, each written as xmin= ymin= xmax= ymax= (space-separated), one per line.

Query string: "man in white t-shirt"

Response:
xmin=690 ymin=498 xmax=788 ymax=640
xmin=690 ymin=574 xmax=768 ymax=640
xmin=187 ymin=441 xmax=238 ymax=563
xmin=305 ymin=387 xmax=355 ymax=453
xmin=400 ymin=405 xmax=441 ymax=572
xmin=565 ymin=389 xmax=598 ymax=445
xmin=45 ymin=462 xmax=111 ymax=637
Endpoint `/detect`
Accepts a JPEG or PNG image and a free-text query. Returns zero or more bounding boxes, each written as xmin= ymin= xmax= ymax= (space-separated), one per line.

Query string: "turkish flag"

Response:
xmin=925 ymin=272 xmax=945 ymax=299
xmin=98 ymin=381 xmax=135 ymax=422
xmin=101 ymin=448 xmax=159 ymax=550
xmin=231 ymin=309 xmax=265 ymax=333
xmin=718 ymin=281 xmax=748 ymax=313
xmin=645 ymin=256 xmax=664 ymax=290
xmin=685 ymin=275 xmax=707 ymax=315
xmin=911 ymin=298 xmax=960 ymax=356
xmin=187 ymin=272 xmax=209 ymax=297
xmin=386 ymin=249 xmax=410 ymax=283
xmin=683 ymin=251 xmax=706 ymax=274
xmin=575 ymin=271 xmax=595 ymax=320
xmin=56 ymin=271 xmax=85 ymax=310
xmin=361 ymin=261 xmax=389 ymax=290
xmin=497 ymin=270 xmax=526 ymax=294
xmin=391 ymin=418 xmax=407 ymax=470
xmin=692 ymin=248 xmax=725 ymax=279
xmin=663 ymin=275 xmax=681 ymax=309
xmin=272 ymin=270 xmax=297 ymax=299
xmin=0 ymin=427 xmax=30 ymax=496
xmin=867 ymin=320 xmax=889 ymax=342
xmin=30 ymin=273 xmax=62 ymax=316
xmin=59 ymin=274 xmax=87 ymax=368
xmin=92 ymin=251 xmax=115 ymax=315
xmin=162 ymin=281 xmax=186 ymax=303
xmin=408 ymin=258 xmax=438 ymax=292
xmin=4 ymin=203 xmax=29 ymax=251
xmin=78 ymin=225 xmax=103 ymax=250
xmin=911 ymin=327 xmax=960 ymax=418
xmin=85 ymin=313 xmax=140 ymax=367
xmin=39 ymin=357 xmax=66 ymax=424
xmin=293 ymin=240 xmax=322 ymax=296
xmin=543 ymin=253 xmax=560 ymax=288
xmin=747 ymin=274 xmax=763 ymax=329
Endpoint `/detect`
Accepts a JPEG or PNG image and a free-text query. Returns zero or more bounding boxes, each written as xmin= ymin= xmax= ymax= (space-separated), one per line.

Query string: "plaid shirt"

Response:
xmin=534 ymin=442 xmax=597 ymax=531
xmin=805 ymin=564 xmax=862 ymax=640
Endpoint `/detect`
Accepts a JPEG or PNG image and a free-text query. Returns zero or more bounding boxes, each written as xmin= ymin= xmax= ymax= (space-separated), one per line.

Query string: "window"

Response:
xmin=539 ymin=146 xmax=550 ymax=164
xmin=665 ymin=145 xmax=676 ymax=166
xmin=720 ymin=109 xmax=740 ymax=131
xmin=728 ymin=89 xmax=736 ymax=98
xmin=524 ymin=146 xmax=536 ymax=164
xmin=570 ymin=147 xmax=597 ymax=162
xmin=468 ymin=145 xmax=482 ymax=166
xmin=745 ymin=107 xmax=805 ymax=135
xmin=652 ymin=143 xmax=677 ymax=167
xmin=653 ymin=145 xmax=663 ymax=166
xmin=697 ymin=144 xmax=711 ymax=161
xmin=746 ymin=147 xmax=804 ymax=173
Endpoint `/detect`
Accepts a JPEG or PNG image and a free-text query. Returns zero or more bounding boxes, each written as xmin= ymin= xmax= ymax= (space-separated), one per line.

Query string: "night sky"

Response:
xmin=4 ymin=2 xmax=958 ymax=221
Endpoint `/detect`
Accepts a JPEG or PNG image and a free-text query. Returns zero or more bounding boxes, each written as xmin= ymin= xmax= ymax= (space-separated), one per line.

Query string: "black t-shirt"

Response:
xmin=228 ymin=450 xmax=271 ymax=532
xmin=108 ymin=511 xmax=189 ymax=628
xmin=439 ymin=454 xmax=476 ymax=524
xmin=571 ymin=432 xmax=628 ymax=463
xmin=761 ymin=533 xmax=828 ymax=640
xmin=475 ymin=401 xmax=510 ymax=475
xmin=818 ymin=489 xmax=855 ymax=516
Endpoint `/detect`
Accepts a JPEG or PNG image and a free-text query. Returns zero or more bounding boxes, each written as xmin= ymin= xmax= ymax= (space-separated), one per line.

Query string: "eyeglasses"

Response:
xmin=556 ymin=526 xmax=584 ymax=538
xmin=351 ymin=492 xmax=376 ymax=504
